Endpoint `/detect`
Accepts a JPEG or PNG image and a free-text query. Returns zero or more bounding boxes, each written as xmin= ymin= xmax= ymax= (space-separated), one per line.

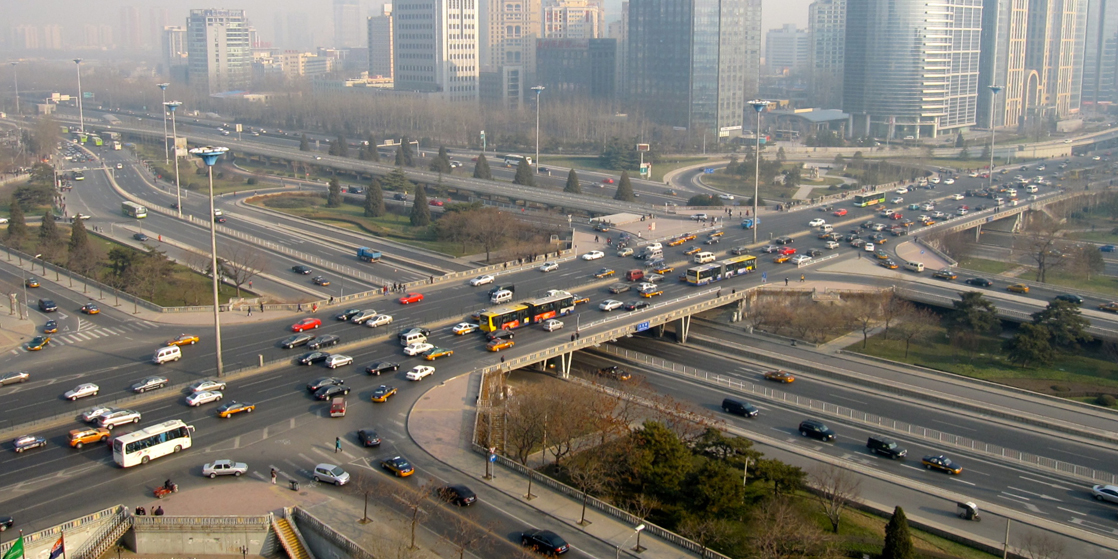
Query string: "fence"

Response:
xmin=289 ymin=507 xmax=377 ymax=559
xmin=73 ymin=507 xmax=132 ymax=559
xmin=0 ymin=506 xmax=125 ymax=556
xmin=133 ymin=515 xmax=272 ymax=529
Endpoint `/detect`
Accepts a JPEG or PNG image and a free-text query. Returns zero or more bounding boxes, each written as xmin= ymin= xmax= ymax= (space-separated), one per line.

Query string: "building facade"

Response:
xmin=1084 ymin=0 xmax=1118 ymax=107
xmin=535 ymin=38 xmax=616 ymax=99
xmin=334 ymin=0 xmax=364 ymax=48
xmin=162 ymin=26 xmax=187 ymax=75
xmin=807 ymin=0 xmax=845 ymax=108
xmin=120 ymin=6 xmax=143 ymax=50
xmin=543 ymin=0 xmax=604 ymax=39
xmin=187 ymin=8 xmax=253 ymax=94
xmin=393 ymin=0 xmax=479 ymax=102
xmin=607 ymin=1 xmax=628 ymax=99
xmin=843 ymin=0 xmax=983 ymax=138
xmin=479 ymin=0 xmax=540 ymax=107
xmin=765 ymin=24 xmax=809 ymax=74
xmin=368 ymin=5 xmax=395 ymax=78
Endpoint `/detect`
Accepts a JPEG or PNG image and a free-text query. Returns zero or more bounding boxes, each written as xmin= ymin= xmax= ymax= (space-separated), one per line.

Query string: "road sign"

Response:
xmin=636 ymin=321 xmax=650 ymax=332
xmin=704 ymin=168 xmax=715 ymax=174
xmin=488 ymin=454 xmax=497 ymax=463
xmin=637 ymin=143 xmax=650 ymax=152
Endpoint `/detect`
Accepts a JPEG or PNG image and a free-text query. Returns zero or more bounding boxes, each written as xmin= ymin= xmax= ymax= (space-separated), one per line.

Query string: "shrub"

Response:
xmin=1097 ymin=394 xmax=1116 ymax=407
xmin=263 ymin=195 xmax=318 ymax=209
xmin=246 ymin=177 xmax=258 ymax=185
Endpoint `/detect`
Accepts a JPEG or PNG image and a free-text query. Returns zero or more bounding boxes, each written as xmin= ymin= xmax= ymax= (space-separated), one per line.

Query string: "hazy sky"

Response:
xmin=1 ymin=0 xmax=811 ymax=50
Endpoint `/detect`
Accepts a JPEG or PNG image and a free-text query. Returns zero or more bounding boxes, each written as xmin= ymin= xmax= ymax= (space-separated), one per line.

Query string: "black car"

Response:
xmin=307 ymin=335 xmax=340 ymax=350
xmin=214 ymin=216 xmax=226 ymax=223
xmin=314 ymin=385 xmax=351 ymax=400
xmin=130 ymin=376 xmax=169 ymax=393
xmin=722 ymin=398 xmax=758 ymax=418
xmin=133 ymin=233 xmax=149 ymax=241
xmin=357 ymin=429 xmax=381 ymax=447
xmin=38 ymin=299 xmax=57 ymax=312
xmin=861 ymin=221 xmax=875 ymax=229
xmin=624 ymin=301 xmax=650 ymax=311
xmin=521 ymin=529 xmax=569 ymax=555
xmin=798 ymin=419 xmax=836 ymax=442
xmin=1054 ymin=294 xmax=1084 ymax=305
xmin=485 ymin=329 xmax=515 ymax=342
xmin=806 ymin=249 xmax=823 ymax=258
xmin=775 ymin=236 xmax=794 ymax=245
xmin=292 ymin=265 xmax=312 ymax=275
xmin=866 ymin=435 xmax=907 ymax=459
xmin=335 ymin=309 xmax=362 ymax=321
xmin=365 ymin=361 xmax=400 ymax=375
xmin=306 ymin=377 xmax=345 ymax=392
xmin=0 ymin=515 xmax=12 ymax=531
xmin=964 ymin=277 xmax=993 ymax=287
xmin=297 ymin=351 xmax=331 ymax=366
xmin=281 ymin=334 xmax=315 ymax=349
xmin=440 ymin=484 xmax=477 ymax=506
xmin=393 ymin=193 xmax=407 ymax=201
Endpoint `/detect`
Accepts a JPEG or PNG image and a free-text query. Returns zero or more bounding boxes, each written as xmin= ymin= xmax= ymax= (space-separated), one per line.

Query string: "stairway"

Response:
xmin=272 ymin=517 xmax=312 ymax=559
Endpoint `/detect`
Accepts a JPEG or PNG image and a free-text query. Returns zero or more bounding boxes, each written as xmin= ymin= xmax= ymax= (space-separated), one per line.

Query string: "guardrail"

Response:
xmin=290 ymin=507 xmax=376 ymax=559
xmin=133 ymin=515 xmax=272 ymax=528
xmin=74 ymin=507 xmax=131 ymax=559
xmin=0 ymin=505 xmax=125 ymax=556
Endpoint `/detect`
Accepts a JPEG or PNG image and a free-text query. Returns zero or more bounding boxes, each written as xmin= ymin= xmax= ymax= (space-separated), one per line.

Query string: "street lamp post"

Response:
xmin=158 ymin=83 xmax=170 ymax=164
xmin=617 ymin=524 xmax=646 ymax=558
xmin=73 ymin=59 xmax=85 ymax=133
xmin=190 ymin=146 xmax=229 ymax=376
xmin=748 ymin=100 xmax=768 ymax=243
xmin=21 ymin=253 xmax=42 ymax=320
xmin=10 ymin=62 xmax=18 ymax=114
xmin=988 ymin=85 xmax=1002 ymax=189
xmin=166 ymin=101 xmax=183 ymax=216
xmin=532 ymin=86 xmax=545 ymax=173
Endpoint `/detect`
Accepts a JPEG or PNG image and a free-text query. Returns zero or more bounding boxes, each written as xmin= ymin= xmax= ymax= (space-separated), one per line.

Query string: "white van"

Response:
xmin=818 ymin=224 xmax=834 ymax=233
xmin=645 ymin=242 xmax=663 ymax=252
xmin=490 ymin=289 xmax=513 ymax=304
xmin=904 ymin=261 xmax=924 ymax=272
xmin=1024 ymin=185 xmax=1038 ymax=193
xmin=152 ymin=345 xmax=182 ymax=365
xmin=693 ymin=251 xmax=716 ymax=264
xmin=213 ymin=208 xmax=223 ymax=217
xmin=399 ymin=331 xmax=428 ymax=347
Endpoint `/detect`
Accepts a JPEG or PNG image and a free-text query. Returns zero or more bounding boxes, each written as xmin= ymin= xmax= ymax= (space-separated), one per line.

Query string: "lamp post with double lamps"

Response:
xmin=73 ymin=59 xmax=85 ymax=133
xmin=532 ymin=86 xmax=545 ymax=173
xmin=190 ymin=146 xmax=229 ymax=376
xmin=748 ymin=100 xmax=768 ymax=243
xmin=166 ymin=101 xmax=183 ymax=216
xmin=988 ymin=85 xmax=1002 ymax=189
xmin=158 ymin=83 xmax=170 ymax=164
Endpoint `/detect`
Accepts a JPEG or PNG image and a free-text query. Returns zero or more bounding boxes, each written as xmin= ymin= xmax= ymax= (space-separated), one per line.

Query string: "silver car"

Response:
xmin=313 ymin=463 xmax=350 ymax=486
xmin=190 ymin=380 xmax=227 ymax=393
xmin=0 ymin=371 xmax=29 ymax=386
xmin=599 ymin=299 xmax=623 ymax=311
xmin=1092 ymin=484 xmax=1118 ymax=504
xmin=81 ymin=406 xmax=117 ymax=423
xmin=202 ymin=459 xmax=248 ymax=478
xmin=98 ymin=409 xmax=141 ymax=429
xmin=186 ymin=390 xmax=224 ymax=407
xmin=64 ymin=383 xmax=100 ymax=401
xmin=131 ymin=376 xmax=169 ymax=393
xmin=349 ymin=310 xmax=379 ymax=324
xmin=365 ymin=314 xmax=393 ymax=328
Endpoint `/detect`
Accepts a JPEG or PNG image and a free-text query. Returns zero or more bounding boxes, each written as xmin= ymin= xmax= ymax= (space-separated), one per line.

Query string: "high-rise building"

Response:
xmin=627 ymin=0 xmax=758 ymax=134
xmin=808 ymin=0 xmax=845 ymax=108
xmin=536 ymin=38 xmax=616 ymax=98
xmin=163 ymin=26 xmax=188 ymax=75
xmin=41 ymin=25 xmax=63 ymax=50
xmin=977 ymin=0 xmax=1088 ymax=129
xmin=14 ymin=25 xmax=40 ymax=50
xmin=287 ymin=12 xmax=312 ymax=51
xmin=765 ymin=24 xmax=809 ymax=74
xmin=272 ymin=13 xmax=285 ymax=49
xmin=120 ymin=6 xmax=143 ymax=50
xmin=607 ymin=1 xmax=628 ymax=99
xmin=543 ymin=0 xmax=604 ymax=39
xmin=150 ymin=8 xmax=170 ymax=51
xmin=187 ymin=9 xmax=253 ymax=94
xmin=83 ymin=25 xmax=115 ymax=49
xmin=843 ymin=0 xmax=983 ymax=138
xmin=1084 ymin=0 xmax=1118 ymax=107
xmin=480 ymin=0 xmax=540 ymax=107
xmin=334 ymin=0 xmax=363 ymax=48
xmin=368 ymin=4 xmax=394 ymax=78
xmin=393 ymin=0 xmax=479 ymax=102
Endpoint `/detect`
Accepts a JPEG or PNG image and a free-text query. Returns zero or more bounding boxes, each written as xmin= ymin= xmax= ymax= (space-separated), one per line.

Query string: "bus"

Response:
xmin=122 ymin=201 xmax=148 ymax=218
xmin=91 ymin=136 xmax=103 ymax=147
xmin=853 ymin=192 xmax=887 ymax=207
xmin=479 ymin=291 xmax=575 ymax=332
xmin=685 ymin=255 xmax=757 ymax=285
xmin=503 ymin=154 xmax=533 ymax=167
xmin=105 ymin=131 xmax=121 ymax=141
xmin=112 ymin=420 xmax=195 ymax=467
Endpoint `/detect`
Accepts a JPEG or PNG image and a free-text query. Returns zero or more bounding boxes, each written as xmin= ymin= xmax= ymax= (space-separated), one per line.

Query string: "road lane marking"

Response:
xmin=1007 ymin=486 xmax=1062 ymax=501
xmin=949 ymin=478 xmax=976 ymax=486
xmin=1057 ymin=506 xmax=1086 ymax=516
xmin=1045 ymin=446 xmax=1098 ymax=461
xmin=1000 ymin=492 xmax=1030 ymax=501
xmin=929 ymin=419 xmax=976 ymax=432
xmin=1019 ymin=476 xmax=1072 ymax=490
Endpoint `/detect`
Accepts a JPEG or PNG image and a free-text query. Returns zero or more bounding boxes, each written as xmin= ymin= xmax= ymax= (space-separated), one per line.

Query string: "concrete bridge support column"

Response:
xmin=654 ymin=323 xmax=665 ymax=338
xmin=676 ymin=316 xmax=691 ymax=344
xmin=974 ymin=223 xmax=982 ymax=242
xmin=733 ymin=298 xmax=747 ymax=322
xmin=1012 ymin=213 xmax=1023 ymax=233
xmin=556 ymin=352 xmax=574 ymax=379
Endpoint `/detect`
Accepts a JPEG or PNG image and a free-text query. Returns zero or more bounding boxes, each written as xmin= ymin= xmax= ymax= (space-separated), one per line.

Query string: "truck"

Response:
xmin=741 ymin=217 xmax=760 ymax=229
xmin=357 ymin=247 xmax=382 ymax=262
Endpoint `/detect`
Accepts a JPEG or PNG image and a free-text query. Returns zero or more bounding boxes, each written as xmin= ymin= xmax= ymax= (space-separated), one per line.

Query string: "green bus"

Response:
xmin=853 ymin=192 xmax=887 ymax=207
xmin=122 ymin=201 xmax=148 ymax=218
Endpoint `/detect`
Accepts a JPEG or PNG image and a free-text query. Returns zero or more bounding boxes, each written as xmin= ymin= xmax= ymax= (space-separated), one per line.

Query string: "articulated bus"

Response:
xmin=122 ymin=201 xmax=148 ymax=218
xmin=853 ymin=192 xmax=887 ymax=207
xmin=685 ymin=255 xmax=757 ymax=286
xmin=112 ymin=420 xmax=195 ymax=467
xmin=479 ymin=291 xmax=575 ymax=332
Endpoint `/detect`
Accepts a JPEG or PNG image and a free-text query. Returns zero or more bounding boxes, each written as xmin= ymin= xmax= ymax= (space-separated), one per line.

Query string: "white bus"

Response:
xmin=122 ymin=201 xmax=148 ymax=219
xmin=112 ymin=420 xmax=195 ymax=467
xmin=503 ymin=154 xmax=532 ymax=167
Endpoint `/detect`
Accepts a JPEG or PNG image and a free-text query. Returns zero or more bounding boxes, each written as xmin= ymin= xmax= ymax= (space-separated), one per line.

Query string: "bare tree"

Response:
xmin=439 ymin=511 xmax=491 ymax=559
xmin=879 ymin=295 xmax=913 ymax=340
xmin=894 ymin=307 xmax=940 ymax=358
xmin=218 ymin=244 xmax=268 ymax=296
xmin=1020 ymin=212 xmax=1066 ymax=283
xmin=811 ymin=464 xmax=862 ymax=533
xmin=1018 ymin=530 xmax=1066 ymax=559
xmin=393 ymin=479 xmax=438 ymax=550
xmin=622 ymin=494 xmax=659 ymax=552
xmin=751 ymin=497 xmax=835 ymax=559
xmin=565 ymin=454 xmax=609 ymax=525
xmin=848 ymin=296 xmax=883 ymax=348
xmin=679 ymin=517 xmax=735 ymax=559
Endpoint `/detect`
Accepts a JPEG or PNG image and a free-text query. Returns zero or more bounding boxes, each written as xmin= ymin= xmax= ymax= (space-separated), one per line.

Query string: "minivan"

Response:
xmin=399 ymin=331 xmax=428 ymax=347
xmin=903 ymin=261 xmax=924 ymax=272
xmin=490 ymin=289 xmax=513 ymax=304
xmin=625 ymin=269 xmax=645 ymax=282
xmin=866 ymin=435 xmax=907 ymax=459
xmin=152 ymin=345 xmax=182 ymax=365
xmin=694 ymin=251 xmax=716 ymax=264
xmin=722 ymin=398 xmax=758 ymax=418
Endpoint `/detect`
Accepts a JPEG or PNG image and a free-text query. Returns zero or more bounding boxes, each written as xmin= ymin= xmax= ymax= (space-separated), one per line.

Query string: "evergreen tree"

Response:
xmin=395 ymin=137 xmax=416 ymax=167
xmin=6 ymin=195 xmax=27 ymax=243
xmin=38 ymin=210 xmax=61 ymax=258
xmin=384 ymin=167 xmax=413 ymax=193
xmin=335 ymin=134 xmax=349 ymax=157
xmin=980 ymin=145 xmax=991 ymax=162
xmin=564 ymin=169 xmax=581 ymax=194
xmin=1003 ymin=323 xmax=1055 ymax=367
xmin=473 ymin=154 xmax=492 ymax=179
xmin=299 ymin=134 xmax=310 ymax=152
xmin=410 ymin=184 xmax=431 ymax=226
xmin=430 ymin=145 xmax=453 ymax=174
xmin=614 ymin=171 xmax=636 ymax=202
xmin=364 ymin=178 xmax=385 ymax=217
xmin=368 ymin=134 xmax=380 ymax=162
xmin=327 ymin=178 xmax=342 ymax=207
xmin=513 ymin=159 xmax=535 ymax=186
xmin=955 ymin=132 xmax=965 ymax=148
xmin=951 ymin=291 xmax=1000 ymax=335
xmin=67 ymin=217 xmax=96 ymax=274
xmin=958 ymin=146 xmax=971 ymax=160
xmin=776 ymin=146 xmax=787 ymax=162
xmin=882 ymin=506 xmax=914 ymax=559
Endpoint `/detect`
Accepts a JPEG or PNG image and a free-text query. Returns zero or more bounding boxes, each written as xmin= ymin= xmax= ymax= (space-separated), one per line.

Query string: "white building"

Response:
xmin=394 ymin=0 xmax=479 ymax=103
xmin=162 ymin=26 xmax=187 ymax=74
xmin=368 ymin=4 xmax=394 ymax=78
xmin=187 ymin=8 xmax=253 ymax=94
xmin=543 ymin=0 xmax=604 ymax=39
xmin=334 ymin=0 xmax=364 ymax=48
xmin=765 ymin=24 xmax=809 ymax=74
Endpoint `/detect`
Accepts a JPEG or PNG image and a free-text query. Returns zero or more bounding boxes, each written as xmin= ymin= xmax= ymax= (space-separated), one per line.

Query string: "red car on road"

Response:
xmin=602 ymin=178 xmax=614 ymax=184
xmin=778 ymin=246 xmax=796 ymax=256
xmin=291 ymin=318 xmax=322 ymax=332
xmin=429 ymin=200 xmax=444 ymax=206
xmin=833 ymin=208 xmax=848 ymax=217
xmin=399 ymin=293 xmax=424 ymax=304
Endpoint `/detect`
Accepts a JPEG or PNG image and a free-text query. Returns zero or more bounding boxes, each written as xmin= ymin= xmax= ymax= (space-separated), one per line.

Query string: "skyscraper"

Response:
xmin=120 ymin=6 xmax=143 ymax=50
xmin=607 ymin=1 xmax=628 ymax=99
xmin=368 ymin=5 xmax=394 ymax=78
xmin=765 ymin=24 xmax=809 ymax=74
xmin=543 ymin=0 xmax=604 ymax=39
xmin=394 ymin=0 xmax=479 ymax=102
xmin=334 ymin=0 xmax=363 ymax=48
xmin=41 ymin=25 xmax=63 ymax=50
xmin=187 ymin=9 xmax=253 ymax=94
xmin=479 ymin=0 xmax=538 ymax=107
xmin=163 ymin=26 xmax=188 ymax=75
xmin=843 ymin=0 xmax=983 ymax=138
xmin=1083 ymin=0 xmax=1118 ymax=107
xmin=808 ymin=0 xmax=845 ymax=108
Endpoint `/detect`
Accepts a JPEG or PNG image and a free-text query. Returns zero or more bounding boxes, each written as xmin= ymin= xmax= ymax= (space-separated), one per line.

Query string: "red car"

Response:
xmin=428 ymin=200 xmax=444 ymax=206
xmin=399 ymin=293 xmax=424 ymax=304
xmin=778 ymin=246 xmax=796 ymax=256
xmin=291 ymin=318 xmax=322 ymax=332
xmin=602 ymin=178 xmax=614 ymax=184
xmin=833 ymin=208 xmax=848 ymax=217
xmin=890 ymin=213 xmax=904 ymax=220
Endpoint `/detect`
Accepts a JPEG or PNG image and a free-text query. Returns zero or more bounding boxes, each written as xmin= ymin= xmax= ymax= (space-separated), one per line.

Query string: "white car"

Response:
xmin=452 ymin=322 xmax=479 ymax=335
xmin=968 ymin=172 xmax=979 ymax=177
xmin=81 ymin=406 xmax=117 ymax=423
xmin=890 ymin=197 xmax=904 ymax=204
xmin=469 ymin=275 xmax=495 ymax=287
xmin=808 ymin=218 xmax=826 ymax=227
xmin=365 ymin=314 xmax=393 ymax=327
xmin=202 ymin=459 xmax=248 ymax=478
xmin=824 ymin=241 xmax=840 ymax=249
xmin=718 ymin=194 xmax=735 ymax=200
xmin=406 ymin=365 xmax=435 ymax=381
xmin=543 ymin=319 xmax=564 ymax=332
xmin=943 ymin=178 xmax=955 ymax=185
xmin=895 ymin=187 xmax=909 ymax=194
xmin=539 ymin=261 xmax=559 ymax=272
xmin=190 ymin=379 xmax=227 ymax=393
xmin=635 ymin=282 xmax=657 ymax=292
xmin=325 ymin=355 xmax=353 ymax=369
xmin=930 ymin=177 xmax=941 ymax=184
xmin=64 ymin=383 xmax=100 ymax=401
xmin=790 ymin=255 xmax=813 ymax=265
xmin=99 ymin=409 xmax=141 ymax=429
xmin=1093 ymin=155 xmax=1102 ymax=161
xmin=922 ymin=203 xmax=935 ymax=211
xmin=949 ymin=193 xmax=965 ymax=200
xmin=956 ymin=208 xmax=968 ymax=216
xmin=581 ymin=251 xmax=605 ymax=261
xmin=599 ymin=299 xmax=623 ymax=311
xmin=932 ymin=211 xmax=946 ymax=219
xmin=403 ymin=342 xmax=434 ymax=356
xmin=313 ymin=463 xmax=350 ymax=486
xmin=186 ymin=390 xmax=224 ymax=407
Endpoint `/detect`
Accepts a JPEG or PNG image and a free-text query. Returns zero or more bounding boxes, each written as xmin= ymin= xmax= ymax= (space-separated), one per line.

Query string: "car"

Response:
xmin=1098 ymin=302 xmax=1118 ymax=313
xmin=602 ymin=178 xmax=615 ymax=184
xmin=763 ymin=370 xmax=795 ymax=383
xmin=38 ymin=299 xmax=57 ymax=312
xmin=874 ymin=250 xmax=890 ymax=260
xmin=371 ymin=385 xmax=398 ymax=402
xmin=80 ymin=406 xmax=116 ymax=423
xmin=582 ymin=250 xmax=604 ymax=260
xmin=1091 ymin=484 xmax=1118 ymax=503
xmin=399 ymin=292 xmax=424 ymax=304
xmin=599 ymin=299 xmax=623 ymax=311
xmin=640 ymin=287 xmax=663 ymax=298
xmin=808 ymin=218 xmax=826 ymax=227
xmin=799 ymin=419 xmax=837 ymax=441
xmin=216 ymin=401 xmax=255 ymax=418
xmin=452 ymin=322 xmax=480 ymax=336
xmin=13 ymin=435 xmax=46 ymax=453
xmin=98 ymin=409 xmax=141 ymax=429
xmin=773 ymin=254 xmax=792 ymax=264
xmin=0 ymin=371 xmax=29 ymax=386
xmin=381 ymin=456 xmax=415 ymax=477
xmin=1101 ymin=245 xmax=1116 ymax=253
xmin=1007 ymin=283 xmax=1029 ymax=294
xmin=297 ymin=351 xmax=332 ymax=365
xmin=486 ymin=337 xmax=516 ymax=352
xmin=539 ymin=261 xmax=559 ymax=272
xmin=307 ymin=377 xmax=345 ymax=392
xmin=423 ymin=347 xmax=454 ymax=361
xmin=594 ymin=268 xmax=615 ymax=279
xmin=730 ymin=246 xmax=751 ymax=256
xmin=932 ymin=269 xmax=957 ymax=280
xmin=824 ymin=241 xmax=840 ymax=250
xmin=542 ymin=319 xmax=564 ymax=332
xmin=623 ymin=300 xmax=650 ymax=311
xmin=203 ymin=459 xmax=248 ymax=478
xmin=597 ymin=365 xmax=632 ymax=381
xmin=571 ymin=293 xmax=591 ymax=304
xmin=42 ymin=320 xmax=57 ymax=334
xmin=833 ymin=208 xmax=848 ymax=216
xmin=292 ymin=265 xmax=312 ymax=274
xmin=314 ymin=385 xmax=352 ymax=400
xmin=775 ymin=236 xmax=794 ymax=245
xmin=440 ymin=484 xmax=477 ymax=506
xmin=291 ymin=318 xmax=322 ymax=332
xmin=778 ymin=246 xmax=796 ymax=256
xmin=760 ymin=245 xmax=779 ymax=254
xmin=1054 ymin=294 xmax=1084 ymax=305
xmin=428 ymin=199 xmax=444 ymax=207
xmin=950 ymin=193 xmax=965 ymax=200
xmin=185 ymin=389 xmax=224 ymax=407
xmin=68 ymin=428 xmax=110 ymax=448
xmin=24 ymin=277 xmax=39 ymax=288
xmin=880 ymin=259 xmax=899 ymax=269
xmin=312 ymin=276 xmax=331 ymax=286
xmin=313 ymin=464 xmax=350 ymax=486
xmin=520 ymin=529 xmax=569 ymax=555
xmin=365 ymin=361 xmax=400 ymax=376
xmin=404 ymin=342 xmax=434 ymax=356
xmin=895 ymin=187 xmax=909 ymax=194
xmin=790 ymin=255 xmax=812 ymax=265
xmin=683 ymin=246 xmax=702 ymax=256
xmin=335 ymin=309 xmax=362 ymax=321
xmin=965 ymin=277 xmax=993 ymax=287
xmin=281 ymin=334 xmax=315 ymax=349
xmin=943 ymin=178 xmax=955 ymax=185
xmin=358 ymin=429 xmax=382 ymax=447
xmin=617 ymin=247 xmax=634 ymax=257
xmin=214 ymin=215 xmax=227 ymax=223
xmin=399 ymin=327 xmax=432 ymax=340
xmin=470 ymin=274 xmax=495 ymax=286
xmin=366 ymin=314 xmax=394 ymax=328
xmin=25 ymin=336 xmax=50 ymax=351
xmin=921 ymin=454 xmax=963 ymax=474
xmin=703 ymin=237 xmax=719 ymax=245
xmin=131 ymin=376 xmax=169 ymax=393
xmin=406 ymin=365 xmax=436 ymax=381
xmin=166 ymin=333 xmax=200 ymax=346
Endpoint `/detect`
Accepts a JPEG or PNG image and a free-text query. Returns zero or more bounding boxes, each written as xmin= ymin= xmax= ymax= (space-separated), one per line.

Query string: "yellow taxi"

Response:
xmin=640 ymin=288 xmax=664 ymax=298
xmin=922 ymin=218 xmax=936 ymax=226
xmin=69 ymin=427 xmax=110 ymax=448
xmin=684 ymin=247 xmax=702 ymax=255
xmin=1098 ymin=302 xmax=1118 ymax=313
xmin=880 ymin=259 xmax=899 ymax=269
xmin=763 ymin=370 xmax=795 ymax=383
xmin=27 ymin=336 xmax=50 ymax=351
xmin=1007 ymin=283 xmax=1029 ymax=294
xmin=709 ymin=230 xmax=724 ymax=238
xmin=81 ymin=303 xmax=100 ymax=315
xmin=594 ymin=268 xmax=616 ymax=279
xmin=371 ymin=385 xmax=397 ymax=402
xmin=380 ymin=456 xmax=415 ymax=477
xmin=423 ymin=347 xmax=454 ymax=361
xmin=875 ymin=250 xmax=890 ymax=260
xmin=25 ymin=277 xmax=40 ymax=288
xmin=487 ymin=339 xmax=515 ymax=352
xmin=653 ymin=264 xmax=674 ymax=274
xmin=668 ymin=237 xmax=687 ymax=247
xmin=216 ymin=401 xmax=255 ymax=418
xmin=165 ymin=333 xmax=200 ymax=346
xmin=773 ymin=254 xmax=791 ymax=264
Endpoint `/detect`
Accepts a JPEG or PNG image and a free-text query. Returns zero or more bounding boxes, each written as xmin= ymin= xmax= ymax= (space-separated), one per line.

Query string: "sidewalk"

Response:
xmin=408 ymin=374 xmax=693 ymax=559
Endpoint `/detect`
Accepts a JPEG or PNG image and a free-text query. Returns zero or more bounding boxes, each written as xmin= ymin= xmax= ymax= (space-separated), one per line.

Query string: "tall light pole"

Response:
xmin=748 ymin=100 xmax=768 ymax=243
xmin=73 ymin=59 xmax=85 ymax=133
xmin=190 ymin=146 xmax=229 ymax=376
xmin=158 ymin=83 xmax=170 ymax=164
xmin=10 ymin=62 xmax=19 ymax=115
xmin=988 ymin=85 xmax=1002 ymax=190
xmin=531 ymin=85 xmax=545 ymax=173
xmin=166 ymin=101 xmax=183 ymax=216
xmin=616 ymin=524 xmax=645 ymax=558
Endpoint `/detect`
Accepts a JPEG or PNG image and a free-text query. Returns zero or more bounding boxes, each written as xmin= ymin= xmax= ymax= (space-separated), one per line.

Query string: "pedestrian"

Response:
xmin=135 ymin=506 xmax=146 ymax=516
xmin=154 ymin=506 xmax=164 ymax=516
xmin=571 ymin=334 xmax=576 ymax=342
xmin=800 ymin=274 xmax=805 ymax=283
xmin=784 ymin=277 xmax=789 ymax=286
xmin=297 ymin=303 xmax=303 ymax=312
xmin=594 ymin=235 xmax=599 ymax=243
xmin=329 ymin=296 xmax=334 ymax=304
xmin=248 ymin=280 xmax=253 ymax=289
xmin=500 ymin=356 xmax=505 ymax=364
xmin=271 ymin=468 xmax=278 ymax=484
xmin=335 ymin=437 xmax=341 ymax=453
xmin=312 ymin=303 xmax=318 ymax=313
xmin=575 ymin=332 xmax=580 ymax=340
xmin=247 ymin=307 xmax=252 ymax=317
xmin=717 ymin=288 xmax=722 ymax=298
xmin=260 ymin=302 xmax=265 ymax=312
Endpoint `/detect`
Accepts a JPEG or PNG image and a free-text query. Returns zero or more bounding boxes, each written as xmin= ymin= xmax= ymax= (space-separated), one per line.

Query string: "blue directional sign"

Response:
xmin=488 ymin=454 xmax=498 ymax=463
xmin=704 ymin=168 xmax=716 ymax=174
xmin=636 ymin=321 xmax=650 ymax=332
